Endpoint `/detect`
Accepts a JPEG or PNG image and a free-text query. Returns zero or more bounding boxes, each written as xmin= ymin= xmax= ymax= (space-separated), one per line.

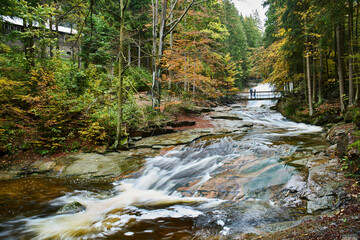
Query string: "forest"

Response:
xmin=2 ymin=1 xmax=360 ymax=238
xmin=0 ymin=0 xmax=262 ymax=157
xmin=257 ymin=0 xmax=360 ymax=119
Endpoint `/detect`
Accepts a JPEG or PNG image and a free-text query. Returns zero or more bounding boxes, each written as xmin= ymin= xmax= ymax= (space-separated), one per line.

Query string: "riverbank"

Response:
xmin=276 ymin=96 xmax=360 ymax=178
xmin=264 ymin=96 xmax=360 ymax=240
xmin=0 ymin=105 xmax=251 ymax=180
xmin=0 ymin=104 xmax=216 ymax=177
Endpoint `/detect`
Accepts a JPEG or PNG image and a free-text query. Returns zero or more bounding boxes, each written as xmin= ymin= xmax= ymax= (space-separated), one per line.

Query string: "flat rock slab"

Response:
xmin=28 ymin=149 xmax=157 ymax=179
xmin=208 ymin=112 xmax=243 ymax=120
xmin=132 ymin=130 xmax=214 ymax=149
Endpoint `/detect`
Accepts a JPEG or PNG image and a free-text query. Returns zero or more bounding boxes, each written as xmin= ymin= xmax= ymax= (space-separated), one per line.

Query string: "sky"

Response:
xmin=232 ymin=0 xmax=268 ymax=28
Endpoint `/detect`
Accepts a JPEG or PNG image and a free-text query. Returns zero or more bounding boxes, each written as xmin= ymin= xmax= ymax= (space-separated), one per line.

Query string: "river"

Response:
xmin=0 ymin=84 xmax=331 ymax=239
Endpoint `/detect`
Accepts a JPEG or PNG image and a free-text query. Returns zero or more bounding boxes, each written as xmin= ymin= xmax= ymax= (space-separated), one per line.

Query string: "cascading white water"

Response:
xmin=26 ymin=140 xmax=236 ymax=239
xmin=240 ymin=84 xmax=322 ymax=135
xmin=7 ymin=83 xmax=326 ymax=239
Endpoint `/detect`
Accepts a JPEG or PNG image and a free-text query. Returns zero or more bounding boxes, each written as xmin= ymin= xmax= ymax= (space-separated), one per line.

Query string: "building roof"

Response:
xmin=2 ymin=15 xmax=78 ymax=34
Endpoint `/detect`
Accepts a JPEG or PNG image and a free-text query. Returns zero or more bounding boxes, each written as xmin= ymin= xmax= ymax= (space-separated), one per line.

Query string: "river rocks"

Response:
xmin=132 ymin=129 xmax=213 ymax=148
xmin=54 ymin=150 xmax=154 ymax=179
xmin=281 ymin=155 xmax=345 ymax=214
xmin=31 ymin=160 xmax=56 ymax=174
xmin=168 ymin=120 xmax=196 ymax=128
xmin=307 ymin=195 xmax=336 ymax=213
xmin=56 ymin=201 xmax=86 ymax=215
xmin=326 ymin=123 xmax=359 ymax=159
xmin=130 ymin=126 xmax=176 ymax=138
xmin=208 ymin=112 xmax=243 ymax=121
xmin=5 ymin=149 xmax=157 ymax=180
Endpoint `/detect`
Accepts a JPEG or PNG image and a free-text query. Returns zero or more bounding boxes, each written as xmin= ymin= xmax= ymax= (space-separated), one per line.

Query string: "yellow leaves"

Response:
xmin=275 ymin=28 xmax=287 ymax=38
xmin=0 ymin=42 xmax=10 ymax=53
xmin=0 ymin=77 xmax=19 ymax=90
xmin=200 ymin=20 xmax=229 ymax=41
xmin=0 ymin=77 xmax=23 ymax=103
xmin=30 ymin=68 xmax=55 ymax=90
xmin=79 ymin=122 xmax=107 ymax=144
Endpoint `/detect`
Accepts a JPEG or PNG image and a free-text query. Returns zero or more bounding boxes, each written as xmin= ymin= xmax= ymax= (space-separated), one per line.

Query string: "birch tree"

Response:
xmin=151 ymin=0 xmax=196 ymax=109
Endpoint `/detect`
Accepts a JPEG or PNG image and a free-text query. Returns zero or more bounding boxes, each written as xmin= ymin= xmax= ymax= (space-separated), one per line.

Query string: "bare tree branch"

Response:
xmin=166 ymin=0 xmax=178 ymax=21
xmin=165 ymin=0 xmax=195 ymax=37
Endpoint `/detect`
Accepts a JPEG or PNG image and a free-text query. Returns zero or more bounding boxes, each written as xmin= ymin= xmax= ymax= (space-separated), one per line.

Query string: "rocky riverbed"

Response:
xmin=0 ymin=100 xmax=359 ymax=239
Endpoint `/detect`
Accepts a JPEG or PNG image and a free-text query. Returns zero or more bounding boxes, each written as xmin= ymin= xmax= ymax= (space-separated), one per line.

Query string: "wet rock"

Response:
xmin=270 ymin=106 xmax=277 ymax=110
xmin=241 ymin=124 xmax=254 ymax=128
xmin=168 ymin=121 xmax=196 ymax=128
xmin=290 ymin=158 xmax=308 ymax=167
xmin=307 ymin=195 xmax=336 ymax=213
xmin=31 ymin=160 xmax=56 ymax=174
xmin=129 ymin=126 xmax=176 ymax=138
xmin=0 ymin=170 xmax=20 ymax=180
xmin=152 ymin=145 xmax=165 ymax=149
xmin=56 ymin=201 xmax=86 ymax=215
xmin=209 ymin=112 xmax=242 ymax=120
xmin=131 ymin=136 xmax=142 ymax=141
xmin=56 ymin=151 xmax=149 ymax=178
xmin=133 ymin=130 xmax=213 ymax=148
xmin=326 ymin=124 xmax=355 ymax=158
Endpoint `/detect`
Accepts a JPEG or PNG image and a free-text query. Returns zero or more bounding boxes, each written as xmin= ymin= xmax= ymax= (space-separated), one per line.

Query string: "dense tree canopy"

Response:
xmin=256 ymin=0 xmax=360 ymax=116
xmin=0 ymin=0 xmax=262 ymax=154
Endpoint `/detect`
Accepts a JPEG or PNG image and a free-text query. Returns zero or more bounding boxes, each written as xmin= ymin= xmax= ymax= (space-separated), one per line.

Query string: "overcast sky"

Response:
xmin=232 ymin=0 xmax=268 ymax=28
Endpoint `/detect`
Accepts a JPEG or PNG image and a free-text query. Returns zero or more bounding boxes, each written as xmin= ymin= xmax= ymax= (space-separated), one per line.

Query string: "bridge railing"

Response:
xmin=236 ymin=91 xmax=283 ymax=100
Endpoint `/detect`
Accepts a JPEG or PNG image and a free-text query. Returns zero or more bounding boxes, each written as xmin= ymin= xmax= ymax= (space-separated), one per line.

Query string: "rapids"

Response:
xmin=0 ymin=84 xmax=328 ymax=239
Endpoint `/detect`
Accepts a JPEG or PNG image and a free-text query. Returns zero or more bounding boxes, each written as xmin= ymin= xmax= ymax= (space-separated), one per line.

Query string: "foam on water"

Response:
xmin=236 ymin=83 xmax=323 ymax=135
xmin=22 ymin=84 xmax=325 ymax=239
xmin=26 ymin=140 xmax=232 ymax=239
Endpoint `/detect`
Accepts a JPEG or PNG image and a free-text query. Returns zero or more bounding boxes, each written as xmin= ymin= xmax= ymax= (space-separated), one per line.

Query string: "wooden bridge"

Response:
xmin=233 ymin=91 xmax=284 ymax=101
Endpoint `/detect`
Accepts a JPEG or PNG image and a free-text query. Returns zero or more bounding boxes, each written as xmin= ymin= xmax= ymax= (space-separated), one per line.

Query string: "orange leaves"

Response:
xmin=30 ymin=68 xmax=56 ymax=92
xmin=0 ymin=77 xmax=21 ymax=103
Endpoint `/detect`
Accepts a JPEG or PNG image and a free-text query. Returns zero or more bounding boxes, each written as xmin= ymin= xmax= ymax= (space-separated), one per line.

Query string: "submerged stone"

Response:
xmin=56 ymin=201 xmax=86 ymax=215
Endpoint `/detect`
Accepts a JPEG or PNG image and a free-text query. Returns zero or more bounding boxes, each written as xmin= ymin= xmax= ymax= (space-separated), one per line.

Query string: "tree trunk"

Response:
xmin=56 ymin=23 xmax=60 ymax=51
xmin=49 ymin=20 xmax=54 ymax=58
xmin=306 ymin=54 xmax=314 ymax=116
xmin=318 ymin=48 xmax=323 ymax=103
xmin=24 ymin=19 xmax=35 ymax=69
xmin=152 ymin=0 xmax=168 ymax=109
xmin=312 ymin=58 xmax=316 ymax=102
xmin=336 ymin=23 xmax=346 ymax=111
xmin=138 ymin=35 xmax=141 ymax=68
xmin=305 ymin=18 xmax=313 ymax=116
xmin=168 ymin=0 xmax=174 ymax=91
xmin=128 ymin=42 xmax=131 ymax=66
xmin=303 ymin=57 xmax=308 ymax=103
xmin=325 ymin=51 xmax=330 ymax=81
xmin=349 ymin=0 xmax=355 ymax=105
xmin=114 ymin=0 xmax=126 ymax=149
xmin=355 ymin=0 xmax=360 ymax=102
xmin=151 ymin=0 xmax=159 ymax=108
